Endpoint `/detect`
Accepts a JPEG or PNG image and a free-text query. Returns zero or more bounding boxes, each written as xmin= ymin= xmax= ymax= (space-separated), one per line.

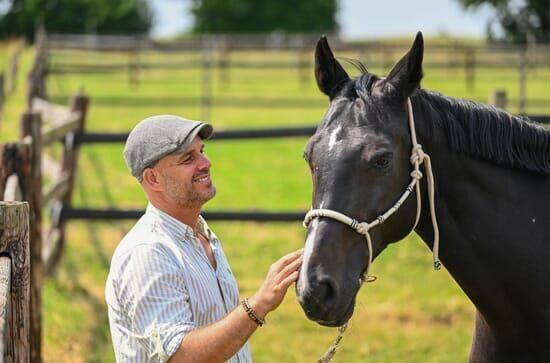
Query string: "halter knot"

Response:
xmin=410 ymin=170 xmax=423 ymax=180
xmin=355 ymin=222 xmax=371 ymax=235
xmin=410 ymin=144 xmax=425 ymax=164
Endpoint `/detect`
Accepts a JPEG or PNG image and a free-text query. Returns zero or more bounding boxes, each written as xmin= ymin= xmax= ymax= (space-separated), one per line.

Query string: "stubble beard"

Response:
xmin=165 ymin=174 xmax=216 ymax=210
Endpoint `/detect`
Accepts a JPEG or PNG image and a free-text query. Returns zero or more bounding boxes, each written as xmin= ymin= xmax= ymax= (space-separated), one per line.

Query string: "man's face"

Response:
xmin=154 ymin=136 xmax=216 ymax=209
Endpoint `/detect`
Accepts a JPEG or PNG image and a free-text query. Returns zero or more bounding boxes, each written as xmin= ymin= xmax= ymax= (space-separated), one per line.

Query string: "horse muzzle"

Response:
xmin=296 ymin=271 xmax=358 ymax=327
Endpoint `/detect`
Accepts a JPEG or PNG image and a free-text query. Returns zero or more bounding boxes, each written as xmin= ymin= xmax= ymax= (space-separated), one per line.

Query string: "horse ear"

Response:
xmin=385 ymin=32 xmax=424 ymax=98
xmin=315 ymin=36 xmax=350 ymax=98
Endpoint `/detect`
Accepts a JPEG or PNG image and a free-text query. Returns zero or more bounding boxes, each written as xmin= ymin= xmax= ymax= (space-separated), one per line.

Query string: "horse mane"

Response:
xmin=416 ymin=90 xmax=550 ymax=175
xmin=340 ymin=63 xmax=550 ymax=175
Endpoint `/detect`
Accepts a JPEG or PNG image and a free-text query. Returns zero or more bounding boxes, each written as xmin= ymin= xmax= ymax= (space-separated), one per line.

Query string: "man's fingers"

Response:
xmin=273 ymin=249 xmax=303 ymax=272
xmin=278 ymin=255 xmax=302 ymax=279
xmin=279 ymin=270 xmax=299 ymax=290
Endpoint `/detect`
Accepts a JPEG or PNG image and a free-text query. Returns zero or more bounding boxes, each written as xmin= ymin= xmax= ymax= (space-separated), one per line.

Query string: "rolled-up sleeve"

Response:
xmin=115 ymin=244 xmax=196 ymax=362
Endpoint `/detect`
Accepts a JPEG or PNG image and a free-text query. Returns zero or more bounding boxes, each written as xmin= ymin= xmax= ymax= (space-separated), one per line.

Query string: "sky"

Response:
xmin=150 ymin=0 xmax=497 ymax=40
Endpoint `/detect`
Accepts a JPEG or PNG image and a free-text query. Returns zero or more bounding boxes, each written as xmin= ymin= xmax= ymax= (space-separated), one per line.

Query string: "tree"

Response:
xmin=0 ymin=0 xmax=152 ymax=41
xmin=457 ymin=0 xmax=550 ymax=44
xmin=191 ymin=0 xmax=338 ymax=34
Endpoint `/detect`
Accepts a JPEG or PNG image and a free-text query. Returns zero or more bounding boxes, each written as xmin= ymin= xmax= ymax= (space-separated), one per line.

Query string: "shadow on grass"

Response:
xmin=58 ymin=237 xmax=114 ymax=363
xmin=71 ymin=144 xmax=145 ymax=361
xmin=76 ymin=146 xmax=128 ymax=268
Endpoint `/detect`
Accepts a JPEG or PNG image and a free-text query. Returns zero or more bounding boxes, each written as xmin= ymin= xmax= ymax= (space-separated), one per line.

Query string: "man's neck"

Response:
xmin=150 ymin=200 xmax=202 ymax=233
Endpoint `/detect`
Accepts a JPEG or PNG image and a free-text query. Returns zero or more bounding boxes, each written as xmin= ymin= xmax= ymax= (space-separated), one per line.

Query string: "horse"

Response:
xmin=296 ymin=32 xmax=550 ymax=362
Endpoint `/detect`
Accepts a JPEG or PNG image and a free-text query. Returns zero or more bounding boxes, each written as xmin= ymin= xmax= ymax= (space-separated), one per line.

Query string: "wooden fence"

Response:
xmin=0 ymin=201 xmax=30 ymax=363
xmin=0 ymin=90 xmax=89 ymax=362
xmin=23 ymin=92 xmax=89 ymax=275
xmin=44 ymin=33 xmax=550 ymax=117
xmin=27 ymin=31 xmax=47 ymax=105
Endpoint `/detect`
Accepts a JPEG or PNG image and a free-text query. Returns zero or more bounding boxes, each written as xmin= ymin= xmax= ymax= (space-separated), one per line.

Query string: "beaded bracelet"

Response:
xmin=241 ymin=298 xmax=265 ymax=327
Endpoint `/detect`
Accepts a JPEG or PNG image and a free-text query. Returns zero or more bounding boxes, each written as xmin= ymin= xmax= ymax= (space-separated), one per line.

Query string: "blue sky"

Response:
xmin=150 ymin=0 xmax=497 ymax=39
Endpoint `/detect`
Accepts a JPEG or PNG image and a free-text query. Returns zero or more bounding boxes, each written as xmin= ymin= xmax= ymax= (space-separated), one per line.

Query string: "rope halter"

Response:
xmin=303 ymin=98 xmax=441 ymax=363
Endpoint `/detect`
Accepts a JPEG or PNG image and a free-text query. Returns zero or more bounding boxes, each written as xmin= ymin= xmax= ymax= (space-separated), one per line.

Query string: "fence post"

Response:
xmin=518 ymin=45 xmax=527 ymax=114
xmin=0 ymin=201 xmax=30 ymax=363
xmin=490 ymin=90 xmax=507 ymax=110
xmin=128 ymin=37 xmax=141 ymax=86
xmin=9 ymin=41 xmax=25 ymax=94
xmin=47 ymin=93 xmax=89 ymax=274
xmin=0 ymin=255 xmax=10 ymax=358
xmin=27 ymin=29 xmax=48 ymax=107
xmin=296 ymin=36 xmax=308 ymax=88
xmin=217 ymin=37 xmax=230 ymax=89
xmin=464 ymin=47 xmax=475 ymax=91
xmin=0 ymin=73 xmax=4 ymax=123
xmin=0 ymin=144 xmax=18 ymax=193
xmin=201 ymin=35 xmax=213 ymax=122
xmin=20 ymin=112 xmax=43 ymax=363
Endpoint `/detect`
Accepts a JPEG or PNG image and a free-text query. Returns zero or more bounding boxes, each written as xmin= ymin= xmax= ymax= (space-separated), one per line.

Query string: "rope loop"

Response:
xmin=362 ymin=275 xmax=377 ymax=283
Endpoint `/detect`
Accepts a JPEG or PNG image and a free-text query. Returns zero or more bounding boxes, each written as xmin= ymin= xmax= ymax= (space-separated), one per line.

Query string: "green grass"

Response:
xmin=1 ymin=39 xmax=550 ymax=362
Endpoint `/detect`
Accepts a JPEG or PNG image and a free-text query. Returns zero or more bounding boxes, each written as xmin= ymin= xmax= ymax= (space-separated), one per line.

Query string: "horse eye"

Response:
xmin=376 ymin=158 xmax=389 ymax=167
xmin=372 ymin=153 xmax=392 ymax=169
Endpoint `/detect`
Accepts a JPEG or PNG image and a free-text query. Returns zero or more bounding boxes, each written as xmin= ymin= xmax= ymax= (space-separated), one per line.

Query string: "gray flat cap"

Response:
xmin=124 ymin=114 xmax=213 ymax=181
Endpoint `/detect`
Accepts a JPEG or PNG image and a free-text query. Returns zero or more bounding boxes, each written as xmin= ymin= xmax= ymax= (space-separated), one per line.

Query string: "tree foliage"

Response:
xmin=191 ymin=0 xmax=338 ymax=34
xmin=457 ymin=0 xmax=550 ymax=43
xmin=0 ymin=0 xmax=152 ymax=41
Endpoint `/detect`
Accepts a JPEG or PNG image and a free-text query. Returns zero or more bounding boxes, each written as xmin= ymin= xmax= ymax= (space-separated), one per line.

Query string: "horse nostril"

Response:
xmin=315 ymin=277 xmax=339 ymax=309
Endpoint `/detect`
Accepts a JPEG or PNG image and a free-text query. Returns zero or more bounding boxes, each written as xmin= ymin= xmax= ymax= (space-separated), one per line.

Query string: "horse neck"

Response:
xmin=410 ymin=92 xmax=550 ymax=329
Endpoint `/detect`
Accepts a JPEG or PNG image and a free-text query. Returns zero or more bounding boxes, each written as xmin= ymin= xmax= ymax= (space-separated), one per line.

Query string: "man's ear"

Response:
xmin=142 ymin=168 xmax=163 ymax=191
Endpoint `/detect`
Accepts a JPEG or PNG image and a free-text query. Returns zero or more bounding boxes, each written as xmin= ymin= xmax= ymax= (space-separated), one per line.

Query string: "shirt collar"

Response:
xmin=145 ymin=203 xmax=217 ymax=247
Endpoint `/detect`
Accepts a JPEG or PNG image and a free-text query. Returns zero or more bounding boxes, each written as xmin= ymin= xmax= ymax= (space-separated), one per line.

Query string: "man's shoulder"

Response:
xmin=110 ymin=214 xmax=173 ymax=266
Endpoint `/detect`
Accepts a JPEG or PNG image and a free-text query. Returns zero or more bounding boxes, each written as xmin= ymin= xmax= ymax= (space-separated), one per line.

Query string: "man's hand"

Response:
xmin=249 ymin=249 xmax=304 ymax=318
xmin=170 ymin=248 xmax=304 ymax=362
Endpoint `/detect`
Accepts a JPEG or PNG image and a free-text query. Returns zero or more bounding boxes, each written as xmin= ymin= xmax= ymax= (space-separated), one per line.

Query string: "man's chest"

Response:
xmin=178 ymin=243 xmax=240 ymax=324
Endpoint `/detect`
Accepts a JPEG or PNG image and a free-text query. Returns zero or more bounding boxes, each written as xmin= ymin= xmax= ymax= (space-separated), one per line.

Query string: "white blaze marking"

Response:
xmin=298 ymin=219 xmax=319 ymax=294
xmin=328 ymin=125 xmax=342 ymax=152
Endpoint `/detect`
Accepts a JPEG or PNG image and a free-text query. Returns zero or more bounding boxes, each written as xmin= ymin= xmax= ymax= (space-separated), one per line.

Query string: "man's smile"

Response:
xmin=193 ymin=173 xmax=211 ymax=183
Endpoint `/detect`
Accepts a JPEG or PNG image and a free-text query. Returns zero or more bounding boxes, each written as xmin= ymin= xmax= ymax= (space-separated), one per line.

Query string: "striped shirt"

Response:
xmin=105 ymin=203 xmax=252 ymax=362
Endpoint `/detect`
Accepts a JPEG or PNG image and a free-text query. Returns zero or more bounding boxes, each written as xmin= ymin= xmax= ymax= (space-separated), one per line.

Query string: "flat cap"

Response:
xmin=124 ymin=114 xmax=213 ymax=181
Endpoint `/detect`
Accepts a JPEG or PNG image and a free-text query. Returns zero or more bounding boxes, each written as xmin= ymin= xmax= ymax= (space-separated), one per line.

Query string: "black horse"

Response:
xmin=296 ymin=32 xmax=550 ymax=362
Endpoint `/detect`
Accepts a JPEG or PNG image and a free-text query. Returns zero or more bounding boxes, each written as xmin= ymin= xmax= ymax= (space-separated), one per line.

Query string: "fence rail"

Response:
xmin=63 ymin=208 xmax=306 ymax=222
xmin=45 ymin=33 xmax=550 ymax=117
xmin=76 ymin=126 xmax=318 ymax=144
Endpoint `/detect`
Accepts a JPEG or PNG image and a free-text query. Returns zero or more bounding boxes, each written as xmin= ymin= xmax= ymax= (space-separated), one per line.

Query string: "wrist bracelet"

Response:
xmin=241 ymin=298 xmax=265 ymax=327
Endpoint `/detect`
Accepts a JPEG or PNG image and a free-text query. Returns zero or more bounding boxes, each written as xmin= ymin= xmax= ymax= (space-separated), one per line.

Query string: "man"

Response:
xmin=105 ymin=115 xmax=303 ymax=362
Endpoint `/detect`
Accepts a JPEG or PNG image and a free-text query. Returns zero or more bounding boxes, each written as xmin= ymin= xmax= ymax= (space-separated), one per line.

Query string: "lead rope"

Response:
xmin=406 ymin=98 xmax=441 ymax=269
xmin=306 ymin=98 xmax=441 ymax=363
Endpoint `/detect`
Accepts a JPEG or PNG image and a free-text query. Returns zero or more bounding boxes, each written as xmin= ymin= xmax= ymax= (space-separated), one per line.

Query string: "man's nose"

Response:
xmin=198 ymin=153 xmax=211 ymax=169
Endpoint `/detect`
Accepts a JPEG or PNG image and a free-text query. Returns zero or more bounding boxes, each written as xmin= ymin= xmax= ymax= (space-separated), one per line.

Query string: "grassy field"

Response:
xmin=2 ymin=37 xmax=550 ymax=362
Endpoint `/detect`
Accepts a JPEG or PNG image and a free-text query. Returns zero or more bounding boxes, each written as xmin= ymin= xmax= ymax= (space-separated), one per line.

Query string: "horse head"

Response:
xmin=297 ymin=33 xmax=426 ymax=326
